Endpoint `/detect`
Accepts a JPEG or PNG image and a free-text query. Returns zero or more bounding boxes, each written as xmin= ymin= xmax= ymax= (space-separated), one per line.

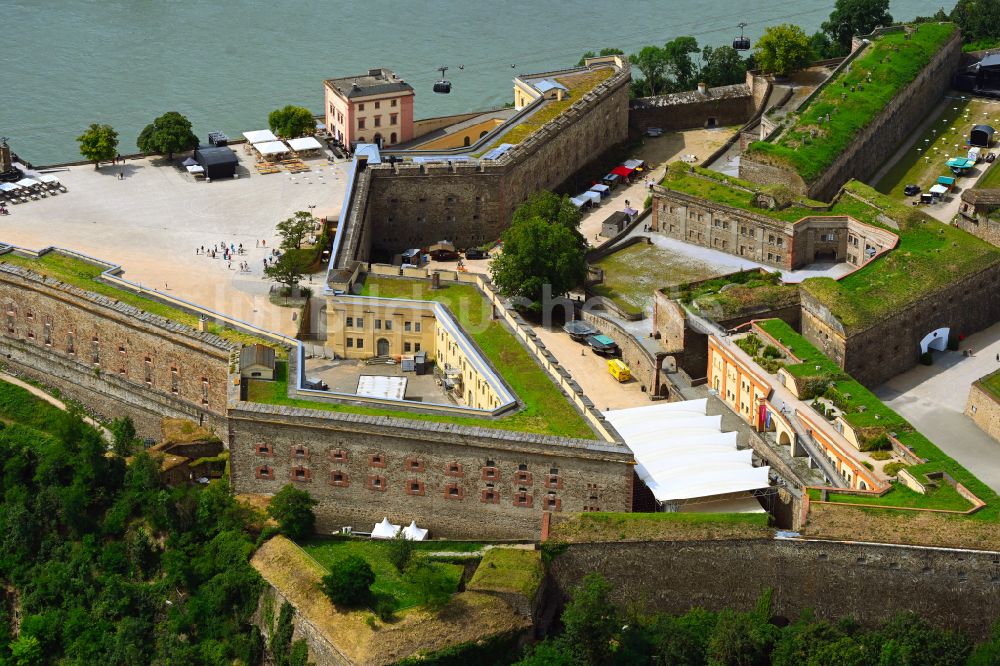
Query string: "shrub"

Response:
xmin=862 ymin=461 xmax=874 ymax=471
xmin=870 ymin=451 xmax=892 ymax=461
xmin=406 ymin=560 xmax=455 ymax=611
xmin=761 ymin=345 xmax=782 ymax=360
xmin=267 ymin=485 xmax=318 ymax=540
xmin=920 ymin=351 xmax=934 ymax=366
xmin=386 ymin=530 xmax=415 ymax=572
xmin=643 ymin=194 xmax=653 ymax=210
xmin=321 ymin=555 xmax=375 ymax=607
xmin=884 ymin=462 xmax=908 ymax=477
xmin=863 ymin=433 xmax=892 ymax=452
xmin=373 ymin=595 xmax=396 ymax=622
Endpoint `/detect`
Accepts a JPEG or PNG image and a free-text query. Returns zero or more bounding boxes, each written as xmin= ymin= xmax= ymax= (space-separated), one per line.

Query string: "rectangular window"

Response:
xmin=369 ymin=453 xmax=386 ymax=468
xmin=414 ymin=343 xmax=421 ymax=352
xmin=291 ymin=467 xmax=311 ymax=483
xmin=404 ymin=342 xmax=411 ymax=352
xmin=358 ymin=118 xmax=366 ymax=130
xmin=514 ymin=491 xmax=533 ymax=508
xmin=368 ymin=475 xmax=387 ymax=492
xmin=170 ymin=367 xmax=179 ymax=394
xmin=331 ymin=449 xmax=348 ymax=462
xmin=375 ymin=319 xmax=381 ymax=330
xmin=391 ymin=99 xmax=397 ymax=107
xmin=347 ymin=338 xmax=354 ymax=348
xmin=43 ymin=321 xmax=52 ymax=346
xmin=374 ymin=115 xmax=381 ymax=127
xmin=404 ymin=321 xmax=412 ymax=332
xmin=91 ymin=337 xmax=100 ymax=365
xmin=481 ymin=488 xmax=500 ymax=503
xmin=356 ymin=317 xmax=364 ymax=328
xmin=407 ymin=480 xmax=425 ymax=496
xmin=444 ymin=483 xmax=464 ymax=500
xmin=256 ymin=443 xmax=272 ymax=456
xmin=414 ymin=322 xmax=421 ymax=333
xmin=256 ymin=466 xmax=274 ymax=480
xmin=356 ymin=338 xmax=364 ymax=349
xmin=144 ymin=357 xmax=152 ymax=385
xmin=390 ymin=113 xmax=398 ymax=124
xmin=358 ymin=103 xmax=365 ymax=111
xmin=346 ymin=316 xmax=354 ymax=327
xmin=201 ymin=378 xmax=209 ymax=405
xmin=374 ymin=101 xmax=380 ymax=109
xmin=67 ymin=331 xmax=75 ymax=355
xmin=330 ymin=471 xmax=349 ymax=487
xmin=384 ymin=320 xmax=392 ymax=331
xmin=445 ymin=462 xmax=463 ymax=477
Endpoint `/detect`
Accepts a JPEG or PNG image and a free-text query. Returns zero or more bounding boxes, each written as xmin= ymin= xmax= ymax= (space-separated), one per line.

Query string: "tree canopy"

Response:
xmin=577 ymin=47 xmax=624 ymax=66
xmin=136 ymin=111 xmax=198 ymax=159
xmin=490 ymin=192 xmax=587 ymax=306
xmin=951 ymin=0 xmax=1000 ymax=48
xmin=264 ymin=248 xmax=312 ymax=294
xmin=276 ymin=211 xmax=315 ymax=250
xmin=754 ymin=24 xmax=814 ymax=77
xmin=76 ymin=123 xmax=119 ymax=169
xmin=627 ymin=36 xmax=749 ymax=97
xmin=823 ymin=0 xmax=893 ymax=48
xmin=268 ymin=105 xmax=315 ymax=139
xmin=266 ymin=484 xmax=317 ymax=540
xmin=700 ymin=46 xmax=750 ymax=88
xmin=321 ymin=555 xmax=375 ymax=607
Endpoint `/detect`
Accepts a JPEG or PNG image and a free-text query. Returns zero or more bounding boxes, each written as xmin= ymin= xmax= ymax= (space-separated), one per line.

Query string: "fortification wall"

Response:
xmin=228 ymin=404 xmax=634 ymax=540
xmin=580 ymin=310 xmax=672 ymax=399
xmin=547 ymin=538 xmax=1000 ymax=640
xmin=362 ymin=64 xmax=631 ymax=255
xmin=0 ymin=264 xmax=232 ymax=439
xmin=629 ymin=84 xmax=755 ymax=133
xmin=801 ymin=259 xmax=1000 ymax=386
xmin=966 ymin=378 xmax=1000 ymax=442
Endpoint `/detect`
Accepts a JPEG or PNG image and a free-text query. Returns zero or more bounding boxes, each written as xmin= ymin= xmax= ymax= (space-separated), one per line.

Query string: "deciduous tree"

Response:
xmin=264 ymin=249 xmax=312 ymax=294
xmin=489 ymin=214 xmax=587 ymax=306
xmin=76 ymin=123 xmax=119 ymax=169
xmin=754 ymin=24 xmax=814 ymax=77
xmin=268 ymin=105 xmax=315 ymax=139
xmin=823 ymin=0 xmax=893 ymax=48
xmin=275 ymin=211 xmax=314 ymax=250
xmin=266 ymin=484 xmax=317 ymax=540
xmin=629 ymin=46 xmax=670 ymax=96
xmin=700 ymin=46 xmax=749 ymax=88
xmin=320 ymin=555 xmax=374 ymax=607
xmin=136 ymin=111 xmax=198 ymax=160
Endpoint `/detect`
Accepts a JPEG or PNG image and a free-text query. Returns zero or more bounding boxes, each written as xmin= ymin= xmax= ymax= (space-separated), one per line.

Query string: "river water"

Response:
xmin=5 ymin=0 xmax=953 ymax=165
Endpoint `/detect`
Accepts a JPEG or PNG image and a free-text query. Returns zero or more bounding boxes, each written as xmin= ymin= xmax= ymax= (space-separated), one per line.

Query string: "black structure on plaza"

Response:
xmin=194 ymin=145 xmax=238 ymax=179
xmin=954 ymin=53 xmax=1000 ymax=97
xmin=971 ymin=125 xmax=996 ymax=148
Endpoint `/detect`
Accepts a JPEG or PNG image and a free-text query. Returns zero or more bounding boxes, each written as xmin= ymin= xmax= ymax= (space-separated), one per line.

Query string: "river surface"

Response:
xmin=5 ymin=0 xmax=954 ymax=165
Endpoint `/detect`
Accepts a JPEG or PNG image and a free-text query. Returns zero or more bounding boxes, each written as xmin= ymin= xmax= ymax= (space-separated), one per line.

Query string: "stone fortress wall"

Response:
xmin=966 ymin=372 xmax=1000 ymax=442
xmin=739 ymin=26 xmax=963 ymax=202
xmin=228 ymin=403 xmax=633 ymax=540
xmin=547 ymin=538 xmax=1000 ymax=640
xmin=0 ymin=259 xmax=233 ymax=439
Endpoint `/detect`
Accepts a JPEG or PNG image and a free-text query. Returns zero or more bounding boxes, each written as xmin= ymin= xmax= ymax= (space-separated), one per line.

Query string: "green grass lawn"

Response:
xmin=467 ymin=549 xmax=543 ymax=598
xmin=247 ymin=279 xmax=596 ymax=440
xmin=300 ymin=538 xmax=478 ymax=611
xmin=746 ymin=22 xmax=958 ymax=183
xmin=811 ymin=481 xmax=974 ymax=512
xmin=874 ymin=97 xmax=1000 ymax=199
xmin=978 ymin=159 xmax=1000 ymax=190
xmin=980 ymin=369 xmax=1000 ymax=400
xmin=0 ymin=250 xmax=277 ymax=349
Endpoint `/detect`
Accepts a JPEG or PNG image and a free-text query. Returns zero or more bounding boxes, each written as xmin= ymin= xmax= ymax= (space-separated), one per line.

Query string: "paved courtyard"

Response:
xmin=303 ymin=357 xmax=451 ymax=404
xmin=3 ymin=151 xmax=350 ymax=336
xmin=876 ymin=321 xmax=1000 ymax=495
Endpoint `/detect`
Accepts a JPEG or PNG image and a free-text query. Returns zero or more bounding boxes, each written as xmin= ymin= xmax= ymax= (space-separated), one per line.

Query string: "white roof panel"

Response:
xmin=357 ymin=375 xmax=407 ymax=400
xmin=254 ymin=140 xmax=290 ymax=155
xmin=288 ymin=136 xmax=324 ymax=151
xmin=244 ymin=129 xmax=278 ymax=143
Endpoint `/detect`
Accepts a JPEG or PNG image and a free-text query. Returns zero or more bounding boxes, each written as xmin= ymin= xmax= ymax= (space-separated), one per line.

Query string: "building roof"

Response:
xmin=533 ymin=78 xmax=568 ymax=94
xmin=962 ymin=188 xmax=1000 ymax=207
xmin=194 ymin=146 xmax=238 ymax=167
xmin=325 ymin=68 xmax=414 ymax=99
xmin=241 ymin=343 xmax=276 ymax=369
xmin=979 ymin=52 xmax=1000 ymax=69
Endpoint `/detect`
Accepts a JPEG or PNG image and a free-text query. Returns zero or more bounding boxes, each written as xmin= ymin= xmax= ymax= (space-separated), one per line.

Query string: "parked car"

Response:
xmin=587 ymin=334 xmax=619 ymax=357
xmin=563 ymin=320 xmax=598 ymax=342
xmin=988 ymin=152 xmax=997 ymax=163
xmin=646 ymin=127 xmax=663 ymax=137
xmin=464 ymin=248 xmax=490 ymax=260
xmin=903 ymin=184 xmax=921 ymax=196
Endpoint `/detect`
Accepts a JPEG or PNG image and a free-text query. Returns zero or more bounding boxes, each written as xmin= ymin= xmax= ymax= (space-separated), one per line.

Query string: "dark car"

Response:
xmin=464 ymin=248 xmax=490 ymax=260
xmin=903 ymin=184 xmax=921 ymax=196
xmin=587 ymin=334 xmax=619 ymax=357
xmin=988 ymin=152 xmax=997 ymax=163
xmin=563 ymin=320 xmax=598 ymax=342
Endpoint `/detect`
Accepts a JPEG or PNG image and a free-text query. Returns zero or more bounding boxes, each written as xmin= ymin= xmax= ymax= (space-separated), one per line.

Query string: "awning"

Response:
xmin=590 ymin=183 xmax=609 ymax=193
xmin=623 ymin=159 xmax=645 ymax=170
xmin=186 ymin=165 xmax=205 ymax=174
xmin=569 ymin=196 xmax=587 ymax=208
xmin=38 ymin=174 xmax=60 ymax=184
xmin=243 ymin=129 xmax=278 ymax=144
xmin=937 ymin=176 xmax=956 ymax=185
xmin=611 ymin=165 xmax=634 ymax=178
xmin=581 ymin=191 xmax=601 ymax=204
xmin=929 ymin=184 xmax=949 ymax=195
xmin=16 ymin=178 xmax=40 ymax=187
xmin=0 ymin=183 xmax=20 ymax=192
xmin=371 ymin=517 xmax=401 ymax=539
xmin=624 ymin=206 xmax=638 ymax=217
xmin=254 ymin=141 xmax=290 ymax=156
xmin=287 ymin=136 xmax=323 ymax=152
xmin=602 ymin=173 xmax=620 ymax=182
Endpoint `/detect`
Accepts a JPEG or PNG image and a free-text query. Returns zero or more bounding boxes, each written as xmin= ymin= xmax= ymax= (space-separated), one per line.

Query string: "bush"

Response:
xmin=321 ymin=555 xmax=375 ymax=607
xmin=267 ymin=485 xmax=318 ymax=540
xmin=920 ymin=351 xmax=934 ymax=366
xmin=761 ymin=345 xmax=782 ymax=360
xmin=643 ymin=194 xmax=653 ymax=210
xmin=406 ymin=560 xmax=455 ymax=611
xmin=884 ymin=462 xmax=908 ymax=477
xmin=863 ymin=433 xmax=892 ymax=452
xmin=373 ymin=594 xmax=396 ymax=622
xmin=862 ymin=461 xmax=874 ymax=471
xmin=870 ymin=451 xmax=892 ymax=461
xmin=386 ymin=530 xmax=415 ymax=572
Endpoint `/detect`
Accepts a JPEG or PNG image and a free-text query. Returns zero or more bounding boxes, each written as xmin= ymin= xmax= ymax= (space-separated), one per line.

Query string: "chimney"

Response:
xmin=697 ymin=82 xmax=707 ymax=95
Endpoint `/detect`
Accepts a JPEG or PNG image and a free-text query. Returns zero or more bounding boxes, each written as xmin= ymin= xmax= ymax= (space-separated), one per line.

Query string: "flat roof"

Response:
xmin=325 ymin=68 xmax=414 ymax=99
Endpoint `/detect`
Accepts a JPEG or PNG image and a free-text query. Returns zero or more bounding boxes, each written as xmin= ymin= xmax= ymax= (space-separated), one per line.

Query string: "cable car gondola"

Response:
xmin=433 ymin=65 xmax=451 ymax=94
xmin=733 ymin=22 xmax=751 ymax=51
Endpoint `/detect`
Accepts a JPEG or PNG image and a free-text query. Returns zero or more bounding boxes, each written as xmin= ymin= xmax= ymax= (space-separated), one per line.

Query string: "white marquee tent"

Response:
xmin=287 ymin=136 xmax=324 ymax=152
xmin=243 ymin=129 xmax=278 ymax=144
xmin=254 ymin=141 xmax=290 ymax=157
xmin=604 ymin=398 xmax=770 ymax=508
xmin=403 ymin=520 xmax=428 ymax=541
xmin=371 ymin=517 xmax=400 ymax=539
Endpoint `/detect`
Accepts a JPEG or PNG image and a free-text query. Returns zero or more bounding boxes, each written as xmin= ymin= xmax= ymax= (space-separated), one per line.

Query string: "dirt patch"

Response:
xmin=161 ymin=417 xmax=218 ymax=444
xmin=549 ymin=512 xmax=773 ymax=544
xmin=804 ymin=503 xmax=1000 ymax=551
xmin=251 ymin=536 xmax=529 ymax=665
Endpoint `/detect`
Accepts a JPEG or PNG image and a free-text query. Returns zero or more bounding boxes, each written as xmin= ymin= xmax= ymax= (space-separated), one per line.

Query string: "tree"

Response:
xmin=264 ymin=248 xmax=312 ymax=294
xmin=512 ymin=191 xmax=583 ymax=238
xmin=136 ymin=111 xmax=198 ymax=160
xmin=405 ymin=560 xmax=454 ymax=610
xmin=77 ymin=123 xmax=118 ymax=169
xmin=276 ymin=211 xmax=314 ymax=250
xmin=629 ymin=46 xmax=670 ymax=96
xmin=663 ymin=36 xmax=701 ymax=92
xmin=754 ymin=24 xmax=814 ymax=77
xmin=700 ymin=46 xmax=749 ymax=87
xmin=560 ymin=573 xmax=618 ymax=665
xmin=808 ymin=30 xmax=845 ymax=60
xmin=577 ymin=47 xmax=624 ymax=66
xmin=386 ymin=529 xmax=415 ymax=572
xmin=10 ymin=634 xmax=43 ymax=666
xmin=110 ymin=415 xmax=137 ymax=457
xmin=489 ymin=215 xmax=587 ymax=305
xmin=268 ymin=105 xmax=315 ymax=139
xmin=320 ymin=555 xmax=374 ymax=607
xmin=951 ymin=0 xmax=1000 ymax=47
xmin=823 ymin=0 xmax=893 ymax=49
xmin=266 ymin=484 xmax=317 ymax=540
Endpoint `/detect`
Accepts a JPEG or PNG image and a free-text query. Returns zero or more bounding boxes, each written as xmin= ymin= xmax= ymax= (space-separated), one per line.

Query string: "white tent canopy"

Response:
xmin=16 ymin=178 xmax=40 ymax=188
xmin=287 ymin=136 xmax=323 ymax=152
xmin=243 ymin=129 xmax=278 ymax=144
xmin=38 ymin=174 xmax=60 ymax=184
xmin=604 ymin=398 xmax=770 ymax=503
xmin=371 ymin=517 xmax=400 ymax=539
xmin=402 ymin=520 xmax=428 ymax=541
xmin=581 ymin=190 xmax=601 ymax=205
xmin=186 ymin=165 xmax=205 ymax=174
xmin=254 ymin=141 xmax=289 ymax=156
xmin=0 ymin=183 xmax=21 ymax=192
xmin=590 ymin=183 xmax=610 ymax=193
xmin=569 ymin=196 xmax=587 ymax=208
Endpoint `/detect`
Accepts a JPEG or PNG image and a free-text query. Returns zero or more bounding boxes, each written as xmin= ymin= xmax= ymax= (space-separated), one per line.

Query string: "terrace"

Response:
xmin=745 ymin=22 xmax=958 ymax=184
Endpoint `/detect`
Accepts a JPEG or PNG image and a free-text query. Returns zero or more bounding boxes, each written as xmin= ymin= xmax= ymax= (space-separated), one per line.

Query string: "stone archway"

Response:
xmin=778 ymin=431 xmax=791 ymax=446
xmin=919 ymin=327 xmax=950 ymax=354
xmin=377 ymin=338 xmax=390 ymax=356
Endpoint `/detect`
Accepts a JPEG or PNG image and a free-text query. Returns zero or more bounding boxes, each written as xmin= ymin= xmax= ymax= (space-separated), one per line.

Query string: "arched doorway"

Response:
xmin=920 ymin=327 xmax=950 ymax=354
xmin=377 ymin=338 xmax=390 ymax=356
xmin=480 ymin=130 xmax=489 ymax=138
xmin=463 ymin=136 xmax=471 ymax=147
xmin=373 ymin=133 xmax=383 ymax=148
xmin=778 ymin=431 xmax=791 ymax=446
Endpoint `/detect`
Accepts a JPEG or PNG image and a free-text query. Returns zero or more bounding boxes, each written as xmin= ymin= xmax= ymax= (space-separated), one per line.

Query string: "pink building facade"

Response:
xmin=324 ymin=68 xmax=414 ymax=149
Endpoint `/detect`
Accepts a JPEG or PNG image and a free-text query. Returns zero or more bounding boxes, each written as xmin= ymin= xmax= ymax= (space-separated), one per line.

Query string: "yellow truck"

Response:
xmin=608 ymin=359 xmax=631 ymax=382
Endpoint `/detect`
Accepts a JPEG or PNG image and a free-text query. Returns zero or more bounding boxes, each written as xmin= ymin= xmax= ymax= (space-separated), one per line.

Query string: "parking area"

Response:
xmin=3 ymin=150 xmax=350 ymax=336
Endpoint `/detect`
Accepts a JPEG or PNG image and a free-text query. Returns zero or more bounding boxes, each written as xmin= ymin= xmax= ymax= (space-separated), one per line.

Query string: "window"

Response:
xmin=414 ymin=343 xmax=421 ymax=352
xmin=356 ymin=338 xmax=364 ymax=349
xmin=391 ymin=99 xmax=397 ymax=107
xmin=544 ymin=494 xmax=561 ymax=511
xmin=367 ymin=475 xmax=387 ymax=492
xmin=347 ymin=338 xmax=354 ymax=348
xmin=256 ymin=443 xmax=272 ymax=456
xmin=384 ymin=320 xmax=392 ymax=331
xmin=291 ymin=466 xmax=311 ymax=483
xmin=144 ymin=357 xmax=152 ymax=385
xmin=5 ymin=307 xmax=14 ymax=334
xmin=404 ymin=342 xmax=411 ymax=352
xmin=358 ymin=103 xmax=365 ymax=111
xmin=67 ymin=331 xmax=75 ymax=355
xmin=330 ymin=449 xmax=348 ymax=462
xmin=374 ymin=101 xmax=380 ymax=109
xmin=445 ymin=462 xmax=463 ymax=477
xmin=346 ymin=316 xmax=354 ymax=327
xmin=201 ymin=378 xmax=209 ymax=405
xmin=375 ymin=319 xmax=381 ymax=330
xmin=390 ymin=113 xmax=398 ymax=124
xmin=358 ymin=118 xmax=366 ymax=130
xmin=444 ymin=483 xmax=464 ymax=500
xmin=414 ymin=322 xmax=421 ymax=333
xmin=481 ymin=466 xmax=499 ymax=480
xmin=374 ymin=115 xmax=381 ymax=127
xmin=481 ymin=487 xmax=500 ymax=503
xmin=514 ymin=490 xmax=533 ymax=508
xmin=404 ymin=321 xmax=412 ymax=332
xmin=515 ymin=470 xmax=533 ymax=485
xmin=407 ymin=457 xmax=424 ymax=472
xmin=291 ymin=445 xmax=309 ymax=459
xmin=256 ymin=466 xmax=274 ymax=480
xmin=369 ymin=453 xmax=386 ymax=468
xmin=407 ymin=480 xmax=425 ymax=496
xmin=43 ymin=321 xmax=52 ymax=346
xmin=330 ymin=471 xmax=349 ymax=487
xmin=545 ymin=473 xmax=562 ymax=489
xmin=91 ymin=337 xmax=100 ymax=365
xmin=170 ymin=367 xmax=179 ymax=394
xmin=518 ymin=463 xmax=528 ymax=471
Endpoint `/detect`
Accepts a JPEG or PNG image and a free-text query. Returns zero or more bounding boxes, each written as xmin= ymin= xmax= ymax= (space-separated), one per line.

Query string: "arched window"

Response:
xmin=463 ymin=136 xmax=471 ymax=147
xmin=390 ymin=132 xmax=397 ymax=144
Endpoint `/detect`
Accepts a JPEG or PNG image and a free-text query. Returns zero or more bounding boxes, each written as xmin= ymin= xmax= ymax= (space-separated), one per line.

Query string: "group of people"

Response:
xmin=194 ymin=239 xmax=283 ymax=274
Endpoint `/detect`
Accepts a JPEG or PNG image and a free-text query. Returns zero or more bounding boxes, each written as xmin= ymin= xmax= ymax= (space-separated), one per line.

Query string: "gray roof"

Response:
xmin=980 ymin=53 xmax=1000 ymax=69
xmin=325 ymin=68 xmax=414 ymax=99
xmin=241 ymin=343 xmax=276 ymax=369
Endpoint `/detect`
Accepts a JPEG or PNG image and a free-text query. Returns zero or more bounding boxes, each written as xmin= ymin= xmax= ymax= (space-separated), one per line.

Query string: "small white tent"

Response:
xmin=402 ymin=520 xmax=428 ymax=541
xmin=371 ymin=517 xmax=400 ymax=539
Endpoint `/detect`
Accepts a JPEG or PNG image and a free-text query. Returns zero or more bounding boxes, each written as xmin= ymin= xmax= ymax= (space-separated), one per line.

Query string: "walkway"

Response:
xmin=876 ymin=321 xmax=1000 ymax=495
xmin=0 ymin=370 xmax=113 ymax=443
